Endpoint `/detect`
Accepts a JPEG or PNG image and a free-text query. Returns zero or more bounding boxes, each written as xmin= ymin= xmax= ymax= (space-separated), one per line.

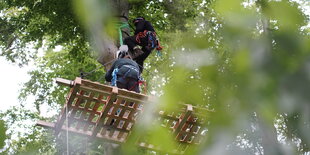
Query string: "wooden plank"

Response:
xmin=81 ymin=79 xmax=113 ymax=93
xmin=80 ymin=86 xmax=112 ymax=97
xmin=36 ymin=120 xmax=55 ymax=129
xmin=56 ymin=78 xmax=74 ymax=87
xmin=117 ymin=95 xmax=147 ymax=103
xmin=118 ymin=88 xmax=148 ymax=100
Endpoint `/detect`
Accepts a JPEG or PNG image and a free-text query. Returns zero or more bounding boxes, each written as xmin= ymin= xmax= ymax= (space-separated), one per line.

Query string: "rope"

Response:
xmin=80 ymin=65 xmax=104 ymax=78
xmin=117 ymin=22 xmax=130 ymax=46
xmin=66 ymin=104 xmax=69 ymax=155
xmin=80 ymin=58 xmax=117 ymax=80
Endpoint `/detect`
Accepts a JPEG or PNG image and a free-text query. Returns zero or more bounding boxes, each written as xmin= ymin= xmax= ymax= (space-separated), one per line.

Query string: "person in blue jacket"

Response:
xmin=105 ymin=51 xmax=140 ymax=93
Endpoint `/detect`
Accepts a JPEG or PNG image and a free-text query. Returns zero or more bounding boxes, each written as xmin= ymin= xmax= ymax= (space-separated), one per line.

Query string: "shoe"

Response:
xmin=132 ymin=47 xmax=144 ymax=59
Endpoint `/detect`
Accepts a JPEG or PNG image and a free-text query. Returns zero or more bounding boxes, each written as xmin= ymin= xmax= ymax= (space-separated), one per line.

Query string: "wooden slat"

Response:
xmin=80 ymin=86 xmax=112 ymax=97
xmin=56 ymin=78 xmax=74 ymax=87
xmin=37 ymin=120 xmax=55 ymax=128
xmin=81 ymin=79 xmax=113 ymax=93
xmin=38 ymin=121 xmax=125 ymax=144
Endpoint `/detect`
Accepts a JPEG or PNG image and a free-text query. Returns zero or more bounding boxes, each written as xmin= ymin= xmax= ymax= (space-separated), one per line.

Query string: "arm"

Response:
xmin=145 ymin=21 xmax=155 ymax=32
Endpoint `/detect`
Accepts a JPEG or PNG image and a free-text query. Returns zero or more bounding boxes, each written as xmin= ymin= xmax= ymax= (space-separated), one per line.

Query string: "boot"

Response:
xmin=132 ymin=46 xmax=144 ymax=59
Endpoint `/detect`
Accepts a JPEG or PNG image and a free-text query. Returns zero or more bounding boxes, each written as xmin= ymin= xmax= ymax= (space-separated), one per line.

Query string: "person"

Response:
xmin=105 ymin=51 xmax=140 ymax=93
xmin=123 ymin=17 xmax=162 ymax=72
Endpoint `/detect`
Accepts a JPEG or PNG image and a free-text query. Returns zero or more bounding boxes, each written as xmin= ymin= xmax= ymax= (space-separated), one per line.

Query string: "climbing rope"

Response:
xmin=117 ymin=22 xmax=130 ymax=46
xmin=80 ymin=58 xmax=117 ymax=81
xmin=66 ymin=103 xmax=69 ymax=155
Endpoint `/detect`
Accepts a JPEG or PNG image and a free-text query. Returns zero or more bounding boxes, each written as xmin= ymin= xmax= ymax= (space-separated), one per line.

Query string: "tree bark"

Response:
xmin=97 ymin=0 xmax=130 ymax=71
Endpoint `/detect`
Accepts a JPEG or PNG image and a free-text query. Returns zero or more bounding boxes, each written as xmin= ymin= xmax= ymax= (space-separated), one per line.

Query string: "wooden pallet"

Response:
xmin=37 ymin=77 xmax=210 ymax=153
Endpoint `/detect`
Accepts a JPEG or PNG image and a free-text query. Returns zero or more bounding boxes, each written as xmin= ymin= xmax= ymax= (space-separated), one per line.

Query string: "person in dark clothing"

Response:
xmin=105 ymin=51 xmax=140 ymax=93
xmin=123 ymin=17 xmax=162 ymax=73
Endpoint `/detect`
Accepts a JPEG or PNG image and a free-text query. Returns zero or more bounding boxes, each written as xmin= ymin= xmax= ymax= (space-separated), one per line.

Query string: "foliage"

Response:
xmin=0 ymin=0 xmax=87 ymax=66
xmin=0 ymin=0 xmax=309 ymax=154
xmin=0 ymin=107 xmax=56 ymax=154
xmin=18 ymin=47 xmax=104 ymax=113
xmin=0 ymin=120 xmax=7 ymax=150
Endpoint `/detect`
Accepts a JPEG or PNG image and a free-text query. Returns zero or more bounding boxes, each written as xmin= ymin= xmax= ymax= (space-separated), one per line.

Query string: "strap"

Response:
xmin=123 ymin=65 xmax=140 ymax=73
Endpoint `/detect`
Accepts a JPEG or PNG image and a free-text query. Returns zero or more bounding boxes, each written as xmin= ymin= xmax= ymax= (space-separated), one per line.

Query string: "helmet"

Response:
xmin=133 ymin=17 xmax=144 ymax=24
xmin=118 ymin=51 xmax=129 ymax=59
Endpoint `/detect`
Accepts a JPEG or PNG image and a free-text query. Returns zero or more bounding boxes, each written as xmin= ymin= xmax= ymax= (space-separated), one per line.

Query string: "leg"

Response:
xmin=123 ymin=36 xmax=138 ymax=52
xmin=127 ymin=78 xmax=140 ymax=93
xmin=134 ymin=46 xmax=152 ymax=73
xmin=116 ymin=78 xmax=127 ymax=90
xmin=124 ymin=35 xmax=144 ymax=59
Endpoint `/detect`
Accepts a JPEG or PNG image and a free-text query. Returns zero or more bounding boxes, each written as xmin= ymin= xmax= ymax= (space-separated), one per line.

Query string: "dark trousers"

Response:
xmin=117 ymin=77 xmax=140 ymax=93
xmin=123 ymin=35 xmax=153 ymax=72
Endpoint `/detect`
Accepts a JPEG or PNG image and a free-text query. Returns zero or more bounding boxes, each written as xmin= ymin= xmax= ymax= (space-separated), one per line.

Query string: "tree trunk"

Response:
xmin=97 ymin=0 xmax=130 ymax=71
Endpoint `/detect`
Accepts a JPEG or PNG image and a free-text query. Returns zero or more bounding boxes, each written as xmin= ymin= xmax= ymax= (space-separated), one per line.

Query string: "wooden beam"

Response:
xmin=56 ymin=78 xmax=74 ymax=87
xmin=37 ymin=121 xmax=125 ymax=144
xmin=55 ymin=78 xmax=82 ymax=135
xmin=36 ymin=120 xmax=55 ymax=129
